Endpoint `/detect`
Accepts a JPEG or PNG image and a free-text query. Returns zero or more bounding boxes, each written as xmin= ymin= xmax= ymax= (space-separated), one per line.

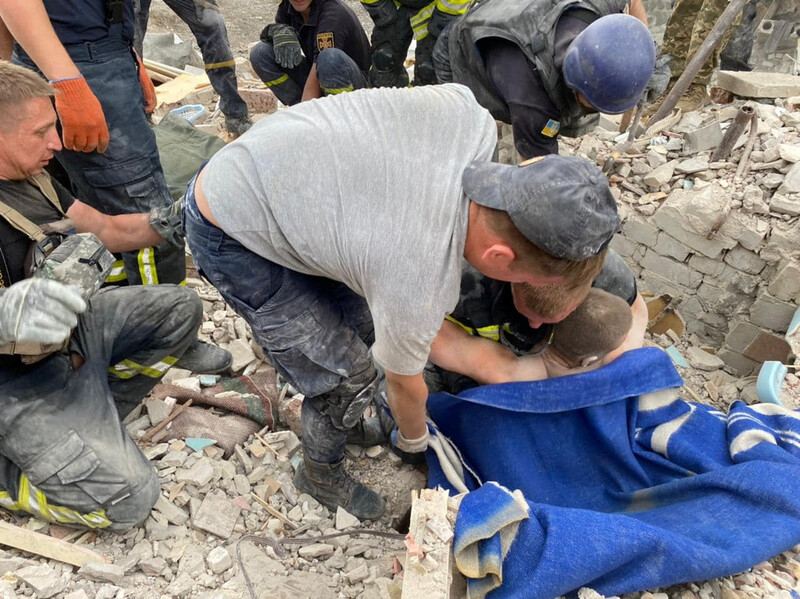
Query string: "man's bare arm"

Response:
xmin=0 ymin=17 xmax=12 ymax=60
xmin=0 ymin=0 xmax=81 ymax=79
xmin=429 ymin=320 xmax=548 ymax=384
xmin=384 ymin=370 xmax=429 ymax=441
xmin=67 ymin=200 xmax=164 ymax=253
xmin=628 ymin=0 xmax=648 ymax=26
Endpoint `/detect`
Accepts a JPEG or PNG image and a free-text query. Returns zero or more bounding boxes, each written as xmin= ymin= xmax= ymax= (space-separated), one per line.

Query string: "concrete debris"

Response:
xmin=77 ymin=561 xmax=125 ymax=585
xmin=192 ymin=491 xmax=241 ymax=539
xmin=716 ymin=71 xmax=800 ymax=98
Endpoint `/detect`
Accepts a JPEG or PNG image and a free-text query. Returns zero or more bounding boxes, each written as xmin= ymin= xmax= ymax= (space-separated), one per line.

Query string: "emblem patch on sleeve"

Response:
xmin=541 ymin=119 xmax=561 ymax=137
xmin=317 ymin=32 xmax=335 ymax=51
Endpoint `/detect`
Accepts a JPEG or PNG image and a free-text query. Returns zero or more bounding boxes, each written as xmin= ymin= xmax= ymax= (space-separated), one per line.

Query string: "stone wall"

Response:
xmin=603 ymin=101 xmax=800 ymax=376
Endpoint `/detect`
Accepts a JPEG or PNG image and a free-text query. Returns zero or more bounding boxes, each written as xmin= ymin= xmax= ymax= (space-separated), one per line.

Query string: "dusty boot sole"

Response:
xmin=294 ymin=463 xmax=386 ymax=521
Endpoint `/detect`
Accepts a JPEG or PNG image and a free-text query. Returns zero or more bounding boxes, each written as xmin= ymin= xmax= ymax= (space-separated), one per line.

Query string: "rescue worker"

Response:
xmin=360 ymin=0 xmax=469 ymax=87
xmin=431 ymin=288 xmax=636 ymax=382
xmin=249 ymin=0 xmax=370 ymax=106
xmin=183 ymin=83 xmax=621 ymax=520
xmin=133 ymin=0 xmax=253 ymax=137
xmin=0 ymin=0 xmax=186 ymax=288
xmin=0 ymin=60 xmax=203 ymax=529
xmin=425 ymin=251 xmax=648 ymax=394
xmin=433 ymin=0 xmax=669 ymax=159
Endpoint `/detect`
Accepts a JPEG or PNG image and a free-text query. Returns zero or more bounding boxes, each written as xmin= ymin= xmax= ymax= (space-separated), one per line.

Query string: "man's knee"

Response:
xmin=250 ymin=42 xmax=279 ymax=78
xmin=104 ymin=464 xmax=160 ymax=529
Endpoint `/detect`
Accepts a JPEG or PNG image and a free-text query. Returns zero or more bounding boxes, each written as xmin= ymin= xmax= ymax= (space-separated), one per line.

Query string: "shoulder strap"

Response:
xmin=26 ymin=173 xmax=67 ymax=216
xmin=0 ymin=199 xmax=47 ymax=242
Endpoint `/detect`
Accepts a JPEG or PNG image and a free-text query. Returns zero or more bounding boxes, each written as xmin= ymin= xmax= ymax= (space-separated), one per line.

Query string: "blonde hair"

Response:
xmin=0 ymin=61 xmax=54 ymax=130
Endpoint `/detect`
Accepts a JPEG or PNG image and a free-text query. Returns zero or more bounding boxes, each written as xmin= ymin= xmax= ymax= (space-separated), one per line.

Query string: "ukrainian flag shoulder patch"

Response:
xmin=541 ymin=119 xmax=560 ymax=137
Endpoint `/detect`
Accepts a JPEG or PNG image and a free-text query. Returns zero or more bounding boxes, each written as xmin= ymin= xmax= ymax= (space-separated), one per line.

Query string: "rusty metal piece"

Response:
xmin=711 ymin=104 xmax=754 ymax=162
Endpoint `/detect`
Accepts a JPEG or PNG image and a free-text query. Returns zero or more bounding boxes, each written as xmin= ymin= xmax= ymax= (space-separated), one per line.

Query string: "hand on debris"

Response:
xmin=267 ymin=24 xmax=303 ymax=70
xmin=390 ymin=427 xmax=429 ymax=465
xmin=135 ymin=53 xmax=158 ymax=115
xmin=50 ymin=75 xmax=110 ymax=153
xmin=364 ymin=0 xmax=398 ymax=28
xmin=639 ymin=54 xmax=672 ymax=106
xmin=0 ymin=278 xmax=86 ymax=346
xmin=149 ymin=197 xmax=185 ymax=248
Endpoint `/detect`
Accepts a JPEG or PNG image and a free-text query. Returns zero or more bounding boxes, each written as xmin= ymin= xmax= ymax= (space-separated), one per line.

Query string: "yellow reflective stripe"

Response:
xmin=138 ymin=247 xmax=158 ymax=286
xmin=321 ymin=85 xmax=355 ymax=95
xmin=444 ymin=315 xmax=502 ymax=341
xmin=410 ymin=1 xmax=435 ymax=24
xmin=435 ymin=0 xmax=470 ymax=15
xmin=109 ymin=359 xmax=140 ymax=379
xmin=205 ymin=59 xmax=236 ymax=70
xmin=109 ymin=356 xmax=178 ymax=379
xmin=263 ymin=74 xmax=289 ymax=87
xmin=139 ymin=356 xmax=178 ymax=378
xmin=105 ymin=260 xmax=127 ymax=283
xmin=6 ymin=475 xmax=112 ymax=528
xmin=180 ymin=279 xmax=187 ymax=286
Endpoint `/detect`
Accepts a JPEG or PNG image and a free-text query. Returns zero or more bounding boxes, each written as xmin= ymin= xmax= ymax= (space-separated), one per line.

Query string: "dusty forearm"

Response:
xmin=385 ymin=371 xmax=428 ymax=440
xmin=301 ymin=64 xmax=323 ymax=102
xmin=0 ymin=0 xmax=81 ymax=79
xmin=430 ymin=321 xmax=541 ymax=384
xmin=628 ymin=0 xmax=648 ymax=26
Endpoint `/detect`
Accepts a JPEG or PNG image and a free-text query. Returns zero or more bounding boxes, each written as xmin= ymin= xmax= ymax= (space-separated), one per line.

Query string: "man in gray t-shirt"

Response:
xmin=183 ymin=83 xmax=620 ymax=520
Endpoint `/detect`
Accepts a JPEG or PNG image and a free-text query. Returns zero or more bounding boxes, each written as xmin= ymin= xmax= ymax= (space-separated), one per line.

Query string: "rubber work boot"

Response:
xmin=294 ymin=456 xmax=385 ymax=520
xmin=174 ymin=340 xmax=232 ymax=374
xmin=224 ymin=115 xmax=254 ymax=138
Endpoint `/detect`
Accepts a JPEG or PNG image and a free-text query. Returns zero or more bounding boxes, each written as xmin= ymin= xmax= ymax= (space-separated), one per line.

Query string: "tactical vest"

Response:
xmin=0 ymin=174 xmax=113 ymax=362
xmin=449 ymin=0 xmax=629 ymax=127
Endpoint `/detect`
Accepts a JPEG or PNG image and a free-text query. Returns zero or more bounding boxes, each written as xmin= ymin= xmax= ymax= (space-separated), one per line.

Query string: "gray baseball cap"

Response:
xmin=462 ymin=155 xmax=620 ymax=260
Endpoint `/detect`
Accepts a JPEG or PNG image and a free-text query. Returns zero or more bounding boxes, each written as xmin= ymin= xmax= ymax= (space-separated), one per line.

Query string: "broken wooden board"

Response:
xmin=649 ymin=308 xmax=686 ymax=338
xmin=155 ymin=73 xmax=211 ymax=106
xmin=0 ymin=520 xmax=108 ymax=567
xmin=401 ymin=488 xmax=465 ymax=599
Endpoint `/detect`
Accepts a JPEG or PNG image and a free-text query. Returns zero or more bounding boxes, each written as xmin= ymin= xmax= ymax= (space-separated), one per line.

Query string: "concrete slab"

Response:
xmin=716 ymin=71 xmax=800 ymax=98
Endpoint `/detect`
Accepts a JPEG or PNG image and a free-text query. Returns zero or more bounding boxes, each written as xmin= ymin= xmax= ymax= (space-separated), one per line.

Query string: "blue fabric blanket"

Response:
xmin=426 ymin=347 xmax=800 ymax=598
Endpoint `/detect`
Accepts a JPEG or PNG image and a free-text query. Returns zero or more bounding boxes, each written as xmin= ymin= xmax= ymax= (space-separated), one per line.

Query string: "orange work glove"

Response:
xmin=50 ymin=75 xmax=110 ymax=154
xmin=135 ymin=54 xmax=157 ymax=115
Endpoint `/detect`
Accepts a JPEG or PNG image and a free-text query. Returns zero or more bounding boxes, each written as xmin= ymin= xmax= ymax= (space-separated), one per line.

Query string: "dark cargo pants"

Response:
xmin=0 ymin=285 xmax=202 ymax=529
xmin=134 ymin=0 xmax=248 ymax=119
xmin=249 ymin=45 xmax=367 ymax=106
xmin=183 ymin=179 xmax=375 ymax=464
xmin=13 ymin=28 xmax=186 ymax=286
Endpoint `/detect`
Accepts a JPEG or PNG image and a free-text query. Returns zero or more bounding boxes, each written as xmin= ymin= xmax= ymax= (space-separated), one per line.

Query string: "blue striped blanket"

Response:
xmin=426 ymin=347 xmax=800 ymax=598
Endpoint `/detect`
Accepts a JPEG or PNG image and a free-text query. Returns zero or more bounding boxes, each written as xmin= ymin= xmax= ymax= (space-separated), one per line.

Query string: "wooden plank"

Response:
xmin=0 ymin=520 xmax=107 ymax=567
xmin=143 ymin=58 xmax=186 ymax=78
xmin=154 ymin=73 xmax=211 ymax=106
xmin=401 ymin=488 xmax=453 ymax=599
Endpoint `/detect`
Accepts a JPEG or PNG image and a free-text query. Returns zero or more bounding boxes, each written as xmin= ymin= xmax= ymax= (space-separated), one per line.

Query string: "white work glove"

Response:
xmin=0 ymin=279 xmax=87 ymax=346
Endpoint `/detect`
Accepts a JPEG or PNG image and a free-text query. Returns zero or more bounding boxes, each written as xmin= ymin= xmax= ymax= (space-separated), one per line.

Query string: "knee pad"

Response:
xmin=372 ymin=45 xmax=397 ymax=71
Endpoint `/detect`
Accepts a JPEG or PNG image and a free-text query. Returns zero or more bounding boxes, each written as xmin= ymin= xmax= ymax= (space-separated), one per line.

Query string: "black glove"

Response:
xmin=390 ymin=427 xmax=428 ymax=465
xmin=640 ymin=54 xmax=671 ymax=106
xmin=363 ymin=0 xmax=398 ymax=28
xmin=265 ymin=24 xmax=303 ymax=69
xmin=427 ymin=8 xmax=453 ymax=39
xmin=149 ymin=197 xmax=184 ymax=248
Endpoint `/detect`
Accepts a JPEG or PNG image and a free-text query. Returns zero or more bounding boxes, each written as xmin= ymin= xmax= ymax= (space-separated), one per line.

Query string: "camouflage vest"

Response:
xmin=449 ymin=0 xmax=629 ymax=128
